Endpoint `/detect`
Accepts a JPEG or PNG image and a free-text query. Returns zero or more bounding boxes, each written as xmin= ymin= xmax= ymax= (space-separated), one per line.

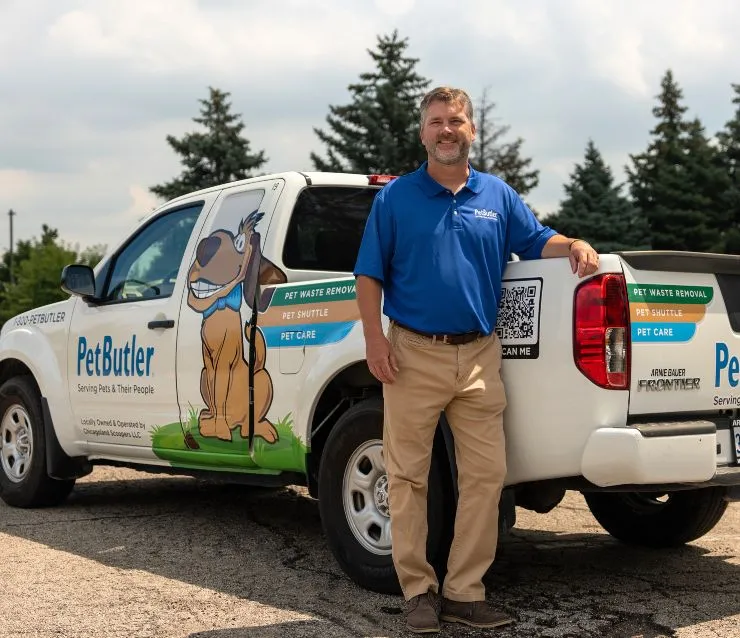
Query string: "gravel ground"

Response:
xmin=0 ymin=466 xmax=738 ymax=638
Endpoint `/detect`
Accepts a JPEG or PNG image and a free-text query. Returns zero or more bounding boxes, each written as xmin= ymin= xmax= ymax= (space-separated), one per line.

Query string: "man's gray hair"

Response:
xmin=419 ymin=86 xmax=475 ymax=129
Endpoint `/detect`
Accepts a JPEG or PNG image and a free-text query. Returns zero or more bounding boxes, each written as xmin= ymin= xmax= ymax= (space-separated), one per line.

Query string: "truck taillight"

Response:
xmin=573 ymin=273 xmax=630 ymax=390
xmin=368 ymin=174 xmax=397 ymax=185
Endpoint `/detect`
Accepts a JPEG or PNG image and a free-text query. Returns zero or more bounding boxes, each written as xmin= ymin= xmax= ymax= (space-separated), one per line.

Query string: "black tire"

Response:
xmin=0 ymin=377 xmax=75 ymax=508
xmin=318 ymin=398 xmax=453 ymax=594
xmin=583 ymin=487 xmax=729 ymax=548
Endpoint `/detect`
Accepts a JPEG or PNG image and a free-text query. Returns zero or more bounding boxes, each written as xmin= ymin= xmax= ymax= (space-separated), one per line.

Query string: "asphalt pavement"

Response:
xmin=0 ymin=467 xmax=738 ymax=637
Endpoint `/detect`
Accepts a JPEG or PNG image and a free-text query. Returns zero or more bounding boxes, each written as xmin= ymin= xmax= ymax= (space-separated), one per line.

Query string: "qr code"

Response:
xmin=495 ymin=280 xmax=541 ymax=344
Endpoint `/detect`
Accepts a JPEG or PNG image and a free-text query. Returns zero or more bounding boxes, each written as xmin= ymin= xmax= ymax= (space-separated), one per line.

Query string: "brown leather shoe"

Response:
xmin=405 ymin=591 xmax=441 ymax=634
xmin=440 ymin=598 xmax=514 ymax=629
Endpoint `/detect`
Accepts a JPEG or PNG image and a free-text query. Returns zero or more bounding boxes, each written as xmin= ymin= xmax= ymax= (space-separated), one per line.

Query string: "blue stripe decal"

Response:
xmin=261 ymin=321 xmax=357 ymax=348
xmin=631 ymin=322 xmax=696 ymax=342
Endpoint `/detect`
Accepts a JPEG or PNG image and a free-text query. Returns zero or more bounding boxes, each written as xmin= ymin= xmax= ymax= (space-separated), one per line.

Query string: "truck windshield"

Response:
xmin=282 ymin=186 xmax=380 ymax=273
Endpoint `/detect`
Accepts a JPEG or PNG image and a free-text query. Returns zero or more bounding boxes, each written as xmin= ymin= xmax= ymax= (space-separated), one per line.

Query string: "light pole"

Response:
xmin=8 ymin=209 xmax=15 ymax=285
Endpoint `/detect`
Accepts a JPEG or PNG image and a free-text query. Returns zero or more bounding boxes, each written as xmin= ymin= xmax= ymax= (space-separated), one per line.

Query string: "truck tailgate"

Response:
xmin=621 ymin=252 xmax=740 ymax=444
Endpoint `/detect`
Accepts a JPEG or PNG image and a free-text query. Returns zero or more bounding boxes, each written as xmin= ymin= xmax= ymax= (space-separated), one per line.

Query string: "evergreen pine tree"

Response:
xmin=545 ymin=140 xmax=651 ymax=252
xmin=150 ymin=87 xmax=267 ymax=200
xmin=717 ymin=84 xmax=740 ymax=254
xmin=310 ymin=30 xmax=430 ymax=175
xmin=627 ymin=70 xmax=728 ymax=251
xmin=470 ymin=88 xmax=539 ymax=196
xmin=684 ymin=117 xmax=732 ymax=251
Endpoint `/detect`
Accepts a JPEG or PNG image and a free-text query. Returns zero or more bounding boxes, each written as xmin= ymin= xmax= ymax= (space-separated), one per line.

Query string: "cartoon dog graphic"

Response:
xmin=186 ymin=210 xmax=287 ymax=444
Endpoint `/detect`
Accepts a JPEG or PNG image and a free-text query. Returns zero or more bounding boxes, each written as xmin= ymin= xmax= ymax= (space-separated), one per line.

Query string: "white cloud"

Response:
xmin=45 ymin=0 xmax=383 ymax=77
xmin=373 ymin=0 xmax=416 ymax=17
xmin=0 ymin=170 xmax=34 ymax=201
xmin=1 ymin=0 xmax=739 ymax=253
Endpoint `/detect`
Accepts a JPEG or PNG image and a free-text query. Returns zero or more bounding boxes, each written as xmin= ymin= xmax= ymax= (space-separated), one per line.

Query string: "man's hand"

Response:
xmin=356 ymin=276 xmax=398 ymax=383
xmin=569 ymin=240 xmax=599 ymax=278
xmin=366 ymin=334 xmax=399 ymax=384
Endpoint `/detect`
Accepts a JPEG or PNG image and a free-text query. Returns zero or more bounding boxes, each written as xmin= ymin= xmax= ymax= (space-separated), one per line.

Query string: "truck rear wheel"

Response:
xmin=318 ymin=398 xmax=453 ymax=594
xmin=0 ymin=377 xmax=75 ymax=508
xmin=583 ymin=487 xmax=728 ymax=547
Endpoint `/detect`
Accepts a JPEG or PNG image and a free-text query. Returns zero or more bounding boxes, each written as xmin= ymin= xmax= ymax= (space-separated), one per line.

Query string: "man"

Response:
xmin=353 ymin=86 xmax=599 ymax=634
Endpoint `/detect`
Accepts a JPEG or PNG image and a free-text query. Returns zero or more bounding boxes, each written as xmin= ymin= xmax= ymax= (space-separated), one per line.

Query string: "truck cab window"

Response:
xmin=103 ymin=203 xmax=203 ymax=302
xmin=283 ymin=186 xmax=379 ymax=272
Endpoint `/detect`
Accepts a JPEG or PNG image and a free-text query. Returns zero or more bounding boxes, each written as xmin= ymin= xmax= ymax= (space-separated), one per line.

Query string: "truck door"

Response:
xmin=67 ymin=198 xmax=212 ymax=456
xmin=162 ymin=178 xmax=288 ymax=471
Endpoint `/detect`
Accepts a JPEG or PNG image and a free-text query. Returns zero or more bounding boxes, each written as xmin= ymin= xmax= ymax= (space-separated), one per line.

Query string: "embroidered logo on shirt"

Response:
xmin=474 ymin=208 xmax=499 ymax=221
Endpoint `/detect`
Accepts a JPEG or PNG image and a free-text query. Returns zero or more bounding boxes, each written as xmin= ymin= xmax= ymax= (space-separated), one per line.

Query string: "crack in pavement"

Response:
xmin=591 ymin=602 xmax=679 ymax=637
xmin=0 ymin=511 xmax=181 ymax=528
xmin=480 ymin=568 xmax=723 ymax=638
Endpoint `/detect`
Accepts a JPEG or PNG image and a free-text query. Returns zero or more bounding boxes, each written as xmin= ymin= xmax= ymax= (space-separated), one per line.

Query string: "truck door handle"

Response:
xmin=148 ymin=319 xmax=175 ymax=329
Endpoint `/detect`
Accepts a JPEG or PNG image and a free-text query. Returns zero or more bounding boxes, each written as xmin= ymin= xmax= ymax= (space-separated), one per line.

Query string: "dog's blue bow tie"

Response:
xmin=202 ymin=284 xmax=242 ymax=319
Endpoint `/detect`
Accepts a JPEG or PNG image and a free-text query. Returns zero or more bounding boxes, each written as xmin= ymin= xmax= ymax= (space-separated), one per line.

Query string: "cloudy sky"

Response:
xmin=1 ymin=0 xmax=739 ymax=253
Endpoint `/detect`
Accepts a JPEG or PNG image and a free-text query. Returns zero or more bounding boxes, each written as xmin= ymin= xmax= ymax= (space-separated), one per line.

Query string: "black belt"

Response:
xmin=393 ymin=321 xmax=483 ymax=345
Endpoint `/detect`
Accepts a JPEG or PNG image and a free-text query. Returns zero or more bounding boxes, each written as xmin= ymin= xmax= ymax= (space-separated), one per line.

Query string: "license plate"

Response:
xmin=734 ymin=423 xmax=740 ymax=463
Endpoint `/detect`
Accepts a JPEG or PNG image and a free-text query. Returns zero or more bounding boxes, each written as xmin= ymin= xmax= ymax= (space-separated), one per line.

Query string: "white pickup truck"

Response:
xmin=1 ymin=171 xmax=739 ymax=594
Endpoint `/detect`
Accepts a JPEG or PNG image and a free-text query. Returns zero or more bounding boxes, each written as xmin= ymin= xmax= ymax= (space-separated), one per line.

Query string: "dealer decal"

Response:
xmin=637 ymin=367 xmax=700 ymax=392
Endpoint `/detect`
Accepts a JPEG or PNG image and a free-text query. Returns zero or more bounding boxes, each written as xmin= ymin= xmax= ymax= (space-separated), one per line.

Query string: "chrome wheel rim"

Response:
xmin=342 ymin=439 xmax=392 ymax=555
xmin=0 ymin=403 xmax=33 ymax=483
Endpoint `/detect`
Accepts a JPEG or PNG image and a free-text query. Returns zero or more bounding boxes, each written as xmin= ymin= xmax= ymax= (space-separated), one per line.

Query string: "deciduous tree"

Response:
xmin=470 ymin=88 xmax=539 ymax=196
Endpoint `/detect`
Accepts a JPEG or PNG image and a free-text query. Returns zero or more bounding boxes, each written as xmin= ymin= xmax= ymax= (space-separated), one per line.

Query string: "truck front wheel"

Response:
xmin=318 ymin=398 xmax=453 ymax=594
xmin=0 ymin=377 xmax=75 ymax=508
xmin=583 ymin=487 xmax=728 ymax=547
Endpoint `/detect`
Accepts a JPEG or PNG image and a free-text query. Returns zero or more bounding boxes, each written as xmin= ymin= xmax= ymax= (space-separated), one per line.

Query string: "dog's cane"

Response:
xmin=247 ymin=278 xmax=259 ymax=457
xmin=241 ymin=223 xmax=265 ymax=459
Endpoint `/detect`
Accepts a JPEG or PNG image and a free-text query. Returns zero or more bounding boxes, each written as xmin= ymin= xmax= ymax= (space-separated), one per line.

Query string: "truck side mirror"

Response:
xmin=61 ymin=264 xmax=96 ymax=299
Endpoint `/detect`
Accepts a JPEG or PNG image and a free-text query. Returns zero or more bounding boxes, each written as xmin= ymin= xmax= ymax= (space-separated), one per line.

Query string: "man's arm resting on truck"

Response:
xmin=540 ymin=234 xmax=600 ymax=278
xmin=356 ymin=275 xmax=398 ymax=385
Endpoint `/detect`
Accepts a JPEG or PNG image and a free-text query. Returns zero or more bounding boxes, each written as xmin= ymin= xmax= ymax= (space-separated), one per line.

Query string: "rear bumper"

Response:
xmin=581 ymin=422 xmax=738 ymax=488
xmin=710 ymin=465 xmax=740 ymax=487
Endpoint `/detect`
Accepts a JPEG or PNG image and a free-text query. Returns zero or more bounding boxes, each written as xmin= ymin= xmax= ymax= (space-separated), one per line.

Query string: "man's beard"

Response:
xmin=427 ymin=138 xmax=469 ymax=165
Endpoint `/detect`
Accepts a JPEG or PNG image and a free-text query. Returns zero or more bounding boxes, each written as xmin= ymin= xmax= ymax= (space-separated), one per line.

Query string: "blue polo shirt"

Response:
xmin=353 ymin=162 xmax=557 ymax=335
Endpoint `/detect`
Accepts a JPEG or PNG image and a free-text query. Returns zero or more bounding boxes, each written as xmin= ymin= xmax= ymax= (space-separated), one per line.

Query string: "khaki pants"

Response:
xmin=383 ymin=321 xmax=507 ymax=602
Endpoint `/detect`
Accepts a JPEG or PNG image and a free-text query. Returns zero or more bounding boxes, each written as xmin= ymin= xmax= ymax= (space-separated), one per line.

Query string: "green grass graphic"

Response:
xmin=151 ymin=408 xmax=307 ymax=474
xmin=251 ymin=413 xmax=307 ymax=471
